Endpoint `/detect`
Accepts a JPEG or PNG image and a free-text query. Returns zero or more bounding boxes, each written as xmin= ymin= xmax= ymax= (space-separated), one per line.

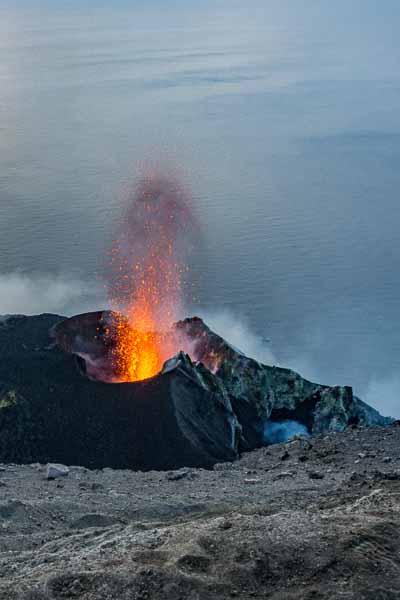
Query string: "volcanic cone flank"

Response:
xmin=0 ymin=311 xmax=390 ymax=470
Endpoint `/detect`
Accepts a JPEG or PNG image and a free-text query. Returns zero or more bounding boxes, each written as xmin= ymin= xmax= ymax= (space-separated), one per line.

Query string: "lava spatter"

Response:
xmin=107 ymin=171 xmax=195 ymax=382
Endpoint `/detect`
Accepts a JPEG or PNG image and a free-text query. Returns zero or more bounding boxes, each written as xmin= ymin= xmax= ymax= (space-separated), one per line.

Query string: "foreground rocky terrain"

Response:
xmin=1 ymin=423 xmax=400 ymax=599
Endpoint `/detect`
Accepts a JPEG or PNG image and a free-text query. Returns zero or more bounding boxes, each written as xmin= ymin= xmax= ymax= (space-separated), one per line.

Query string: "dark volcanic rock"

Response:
xmin=54 ymin=310 xmax=116 ymax=381
xmin=176 ymin=317 xmax=391 ymax=447
xmin=0 ymin=314 xmax=240 ymax=469
xmin=0 ymin=312 xmax=391 ymax=470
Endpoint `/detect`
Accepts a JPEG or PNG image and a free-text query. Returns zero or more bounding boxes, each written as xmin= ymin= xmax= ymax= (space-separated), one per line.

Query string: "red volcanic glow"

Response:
xmin=107 ymin=172 xmax=194 ymax=382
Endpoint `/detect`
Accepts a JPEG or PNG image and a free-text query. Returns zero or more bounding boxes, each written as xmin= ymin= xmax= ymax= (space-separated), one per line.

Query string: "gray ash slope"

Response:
xmin=0 ymin=312 xmax=390 ymax=471
xmin=1 ymin=424 xmax=400 ymax=599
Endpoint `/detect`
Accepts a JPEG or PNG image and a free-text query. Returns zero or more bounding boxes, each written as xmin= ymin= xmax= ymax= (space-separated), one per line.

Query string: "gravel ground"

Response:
xmin=1 ymin=424 xmax=400 ymax=599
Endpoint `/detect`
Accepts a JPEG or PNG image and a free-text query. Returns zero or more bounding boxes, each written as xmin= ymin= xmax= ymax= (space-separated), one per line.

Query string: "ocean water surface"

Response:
xmin=0 ymin=1 xmax=399 ymax=415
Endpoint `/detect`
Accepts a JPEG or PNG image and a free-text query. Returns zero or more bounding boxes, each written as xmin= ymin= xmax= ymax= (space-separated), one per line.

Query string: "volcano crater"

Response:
xmin=0 ymin=311 xmax=391 ymax=470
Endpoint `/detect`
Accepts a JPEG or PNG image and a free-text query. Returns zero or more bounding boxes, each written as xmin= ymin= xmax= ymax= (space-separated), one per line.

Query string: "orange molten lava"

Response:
xmin=111 ymin=278 xmax=176 ymax=382
xmin=112 ymin=324 xmax=164 ymax=382
xmin=110 ymin=250 xmax=183 ymax=382
xmin=108 ymin=173 xmax=191 ymax=382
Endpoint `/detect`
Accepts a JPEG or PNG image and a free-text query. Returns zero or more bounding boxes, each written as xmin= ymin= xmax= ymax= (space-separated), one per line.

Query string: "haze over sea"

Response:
xmin=0 ymin=1 xmax=399 ymax=416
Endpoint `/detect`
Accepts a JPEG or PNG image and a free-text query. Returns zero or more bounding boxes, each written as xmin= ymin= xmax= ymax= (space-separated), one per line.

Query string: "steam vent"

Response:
xmin=0 ymin=312 xmax=391 ymax=470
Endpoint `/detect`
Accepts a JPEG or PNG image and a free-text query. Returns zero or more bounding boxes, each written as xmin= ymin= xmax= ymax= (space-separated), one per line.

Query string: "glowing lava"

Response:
xmin=107 ymin=172 xmax=194 ymax=382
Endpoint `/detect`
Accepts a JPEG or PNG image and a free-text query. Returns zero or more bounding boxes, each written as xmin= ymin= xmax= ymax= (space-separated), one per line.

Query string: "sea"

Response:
xmin=0 ymin=0 xmax=399 ymax=415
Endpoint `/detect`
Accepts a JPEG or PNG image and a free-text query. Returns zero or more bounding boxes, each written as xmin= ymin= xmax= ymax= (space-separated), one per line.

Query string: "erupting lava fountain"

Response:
xmin=106 ymin=172 xmax=196 ymax=382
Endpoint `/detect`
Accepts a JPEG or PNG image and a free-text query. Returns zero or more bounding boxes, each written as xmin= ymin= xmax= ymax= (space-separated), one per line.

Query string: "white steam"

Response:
xmin=194 ymin=308 xmax=277 ymax=365
xmin=0 ymin=272 xmax=106 ymax=317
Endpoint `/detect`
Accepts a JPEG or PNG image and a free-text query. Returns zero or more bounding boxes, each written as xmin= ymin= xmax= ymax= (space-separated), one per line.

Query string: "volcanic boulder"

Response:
xmin=0 ymin=312 xmax=391 ymax=470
